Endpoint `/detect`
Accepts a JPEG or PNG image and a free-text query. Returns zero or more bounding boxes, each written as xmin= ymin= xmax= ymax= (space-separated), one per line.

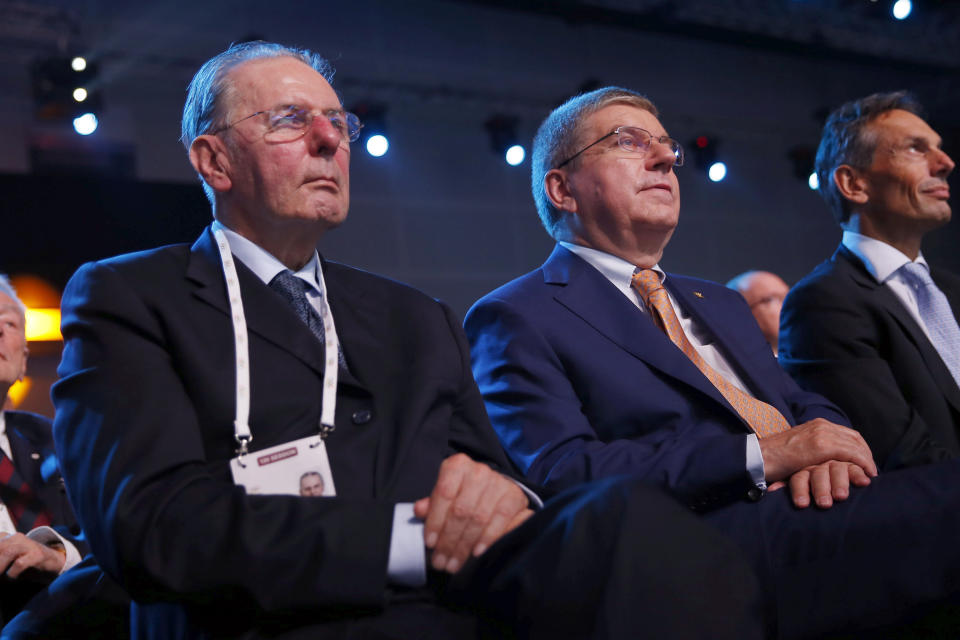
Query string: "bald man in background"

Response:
xmin=727 ymin=271 xmax=790 ymax=355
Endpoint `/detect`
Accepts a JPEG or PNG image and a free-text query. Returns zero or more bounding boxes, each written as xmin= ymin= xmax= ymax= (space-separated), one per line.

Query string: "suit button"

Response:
xmin=747 ymin=487 xmax=764 ymax=502
xmin=351 ymin=409 xmax=372 ymax=425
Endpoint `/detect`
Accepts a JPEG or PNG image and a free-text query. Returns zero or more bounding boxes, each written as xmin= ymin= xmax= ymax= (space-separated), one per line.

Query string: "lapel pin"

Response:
xmin=31 ymin=452 xmax=41 ymax=460
xmin=693 ymin=291 xmax=704 ymax=299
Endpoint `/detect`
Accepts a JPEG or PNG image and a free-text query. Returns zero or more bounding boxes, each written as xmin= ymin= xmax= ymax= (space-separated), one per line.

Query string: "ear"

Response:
xmin=544 ymin=168 xmax=579 ymax=215
xmin=189 ymin=135 xmax=233 ymax=194
xmin=833 ymin=165 xmax=869 ymax=205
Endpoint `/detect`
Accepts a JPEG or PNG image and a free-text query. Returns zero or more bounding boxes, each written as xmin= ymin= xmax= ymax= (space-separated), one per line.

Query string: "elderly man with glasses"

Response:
xmin=50 ymin=44 xmax=765 ymax=639
xmin=466 ymin=86 xmax=960 ymax=638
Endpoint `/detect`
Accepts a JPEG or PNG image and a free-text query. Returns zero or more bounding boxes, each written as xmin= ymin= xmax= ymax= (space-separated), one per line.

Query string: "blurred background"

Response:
xmin=3 ymin=0 xmax=959 ymax=416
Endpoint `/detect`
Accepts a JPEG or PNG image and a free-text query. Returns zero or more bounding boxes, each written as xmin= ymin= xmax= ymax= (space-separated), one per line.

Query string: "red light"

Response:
xmin=695 ymin=136 xmax=709 ymax=149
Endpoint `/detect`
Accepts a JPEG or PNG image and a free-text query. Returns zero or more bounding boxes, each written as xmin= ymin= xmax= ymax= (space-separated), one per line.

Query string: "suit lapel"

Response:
xmin=837 ymin=246 xmax=960 ymax=413
xmin=185 ymin=227 xmax=329 ymax=379
xmin=667 ymin=278 xmax=796 ymax=423
xmin=545 ymin=246 xmax=745 ymax=426
xmin=6 ymin=424 xmax=44 ymax=489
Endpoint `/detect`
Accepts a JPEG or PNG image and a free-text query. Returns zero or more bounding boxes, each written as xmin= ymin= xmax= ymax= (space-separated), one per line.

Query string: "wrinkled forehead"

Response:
xmin=868 ymin=109 xmax=940 ymax=146
xmin=222 ymin=57 xmax=340 ymax=119
xmin=579 ymin=103 xmax=666 ymax=141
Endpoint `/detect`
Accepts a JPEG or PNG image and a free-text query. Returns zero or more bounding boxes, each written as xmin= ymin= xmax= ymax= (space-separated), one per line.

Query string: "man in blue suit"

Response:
xmin=466 ymin=87 xmax=960 ymax=638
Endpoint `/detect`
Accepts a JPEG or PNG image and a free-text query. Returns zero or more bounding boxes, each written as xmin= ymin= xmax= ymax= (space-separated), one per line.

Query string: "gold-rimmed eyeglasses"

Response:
xmin=556 ymin=126 xmax=684 ymax=169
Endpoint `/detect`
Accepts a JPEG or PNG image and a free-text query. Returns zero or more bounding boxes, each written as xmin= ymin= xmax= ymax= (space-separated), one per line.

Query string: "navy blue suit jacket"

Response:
xmin=465 ymin=245 xmax=848 ymax=506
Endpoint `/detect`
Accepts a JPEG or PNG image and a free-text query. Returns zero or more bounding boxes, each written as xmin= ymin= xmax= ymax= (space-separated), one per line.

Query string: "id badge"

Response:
xmin=230 ymin=435 xmax=336 ymax=497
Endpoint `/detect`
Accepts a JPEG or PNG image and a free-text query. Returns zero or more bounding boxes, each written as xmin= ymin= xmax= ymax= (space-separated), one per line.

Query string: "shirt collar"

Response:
xmin=559 ymin=241 xmax=666 ymax=290
xmin=212 ymin=221 xmax=324 ymax=296
xmin=842 ymin=230 xmax=929 ymax=284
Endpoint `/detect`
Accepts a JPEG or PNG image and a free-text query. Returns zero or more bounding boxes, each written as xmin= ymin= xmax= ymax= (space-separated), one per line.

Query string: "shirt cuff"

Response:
xmin=510 ymin=478 xmax=543 ymax=509
xmin=26 ymin=526 xmax=82 ymax=574
xmin=745 ymin=434 xmax=767 ymax=490
xmin=387 ymin=503 xmax=426 ymax=588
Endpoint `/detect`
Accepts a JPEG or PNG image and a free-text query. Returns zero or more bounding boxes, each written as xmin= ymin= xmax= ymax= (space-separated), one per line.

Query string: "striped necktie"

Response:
xmin=631 ymin=269 xmax=791 ymax=438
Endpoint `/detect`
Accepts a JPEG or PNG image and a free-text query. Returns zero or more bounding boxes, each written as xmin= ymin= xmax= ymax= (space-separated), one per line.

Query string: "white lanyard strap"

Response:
xmin=213 ymin=228 xmax=340 ymax=456
xmin=314 ymin=265 xmax=340 ymax=435
xmin=214 ymin=229 xmax=253 ymax=454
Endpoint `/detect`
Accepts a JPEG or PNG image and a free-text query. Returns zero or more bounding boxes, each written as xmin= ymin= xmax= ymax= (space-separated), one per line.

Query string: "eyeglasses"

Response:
xmin=210 ymin=105 xmax=363 ymax=144
xmin=556 ymin=126 xmax=685 ymax=169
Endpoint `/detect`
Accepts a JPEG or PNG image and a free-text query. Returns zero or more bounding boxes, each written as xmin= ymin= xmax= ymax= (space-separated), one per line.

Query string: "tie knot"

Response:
xmin=631 ymin=269 xmax=663 ymax=305
xmin=270 ymin=270 xmax=308 ymax=302
xmin=899 ymin=261 xmax=933 ymax=289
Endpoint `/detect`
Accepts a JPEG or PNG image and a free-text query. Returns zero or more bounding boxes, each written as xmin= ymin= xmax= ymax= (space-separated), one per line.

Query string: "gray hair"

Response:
xmin=531 ymin=87 xmax=658 ymax=238
xmin=180 ymin=41 xmax=336 ymax=206
xmin=815 ymin=90 xmax=923 ymax=225
xmin=0 ymin=274 xmax=25 ymax=316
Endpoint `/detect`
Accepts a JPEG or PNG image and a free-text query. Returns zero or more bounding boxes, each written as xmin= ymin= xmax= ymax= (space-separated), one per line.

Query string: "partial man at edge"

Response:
xmin=48 ymin=42 xmax=761 ymax=640
xmin=779 ymin=91 xmax=960 ymax=470
xmin=465 ymin=85 xmax=960 ymax=639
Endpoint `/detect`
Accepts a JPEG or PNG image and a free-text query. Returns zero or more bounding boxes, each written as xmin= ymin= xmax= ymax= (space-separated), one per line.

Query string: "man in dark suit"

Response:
xmin=779 ymin=91 xmax=960 ymax=470
xmin=0 ymin=275 xmax=84 ymax=626
xmin=51 ymin=43 xmax=763 ymax=639
xmin=466 ymin=86 xmax=960 ymax=638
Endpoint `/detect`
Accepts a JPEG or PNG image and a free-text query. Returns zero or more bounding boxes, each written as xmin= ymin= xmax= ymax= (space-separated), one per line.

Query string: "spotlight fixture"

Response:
xmin=892 ymin=0 xmax=912 ymax=20
xmin=484 ymin=115 xmax=526 ymax=166
xmin=689 ymin=134 xmax=725 ymax=181
xmin=349 ymin=102 xmax=390 ymax=158
xmin=32 ymin=55 xmax=102 ymax=128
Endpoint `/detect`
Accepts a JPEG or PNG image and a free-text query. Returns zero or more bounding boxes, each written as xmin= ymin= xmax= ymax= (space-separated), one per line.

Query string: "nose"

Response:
xmin=931 ymin=147 xmax=955 ymax=178
xmin=307 ymin=114 xmax=344 ymax=155
xmin=646 ymin=138 xmax=679 ymax=173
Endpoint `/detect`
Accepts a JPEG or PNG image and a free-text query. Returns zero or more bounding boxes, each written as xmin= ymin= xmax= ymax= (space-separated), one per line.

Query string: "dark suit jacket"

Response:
xmin=1 ymin=411 xmax=86 ymax=627
xmin=3 ymin=411 xmax=79 ymax=540
xmin=52 ymin=227 xmax=519 ymax=636
xmin=464 ymin=245 xmax=847 ymax=507
xmin=780 ymin=244 xmax=960 ymax=470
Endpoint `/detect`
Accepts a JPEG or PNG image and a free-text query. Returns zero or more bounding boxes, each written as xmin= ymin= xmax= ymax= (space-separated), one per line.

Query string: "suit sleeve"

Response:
xmin=779 ymin=280 xmax=953 ymax=469
xmin=465 ymin=296 xmax=754 ymax=504
xmin=52 ymin=261 xmax=395 ymax=615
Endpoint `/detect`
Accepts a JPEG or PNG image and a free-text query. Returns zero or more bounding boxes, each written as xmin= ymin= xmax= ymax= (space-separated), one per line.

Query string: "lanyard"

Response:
xmin=213 ymin=228 xmax=340 ymax=456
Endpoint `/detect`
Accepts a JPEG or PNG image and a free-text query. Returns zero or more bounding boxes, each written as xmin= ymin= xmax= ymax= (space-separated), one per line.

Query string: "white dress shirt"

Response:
xmin=0 ymin=411 xmax=82 ymax=574
xmin=842 ymin=230 xmax=937 ymax=345
xmin=559 ymin=242 xmax=767 ymax=487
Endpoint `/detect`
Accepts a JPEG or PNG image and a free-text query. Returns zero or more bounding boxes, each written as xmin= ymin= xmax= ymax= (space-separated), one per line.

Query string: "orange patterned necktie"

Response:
xmin=631 ymin=269 xmax=790 ymax=438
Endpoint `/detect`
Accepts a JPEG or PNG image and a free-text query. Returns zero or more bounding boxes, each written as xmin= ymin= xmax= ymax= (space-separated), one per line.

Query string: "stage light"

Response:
xmin=366 ymin=134 xmax=389 ymax=157
xmin=350 ymin=102 xmax=390 ymax=158
xmin=808 ymin=172 xmax=819 ymax=190
xmin=708 ymin=162 xmax=727 ymax=182
xmin=485 ymin=115 xmax=525 ymax=166
xmin=892 ymin=0 xmax=911 ymax=19
xmin=73 ymin=112 xmax=98 ymax=135
xmin=505 ymin=144 xmax=526 ymax=166
xmin=33 ymin=55 xmax=102 ymax=122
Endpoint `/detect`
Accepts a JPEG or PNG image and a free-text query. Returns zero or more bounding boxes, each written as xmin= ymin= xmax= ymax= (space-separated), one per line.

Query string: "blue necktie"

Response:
xmin=269 ymin=270 xmax=327 ymax=348
xmin=898 ymin=262 xmax=960 ymax=388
